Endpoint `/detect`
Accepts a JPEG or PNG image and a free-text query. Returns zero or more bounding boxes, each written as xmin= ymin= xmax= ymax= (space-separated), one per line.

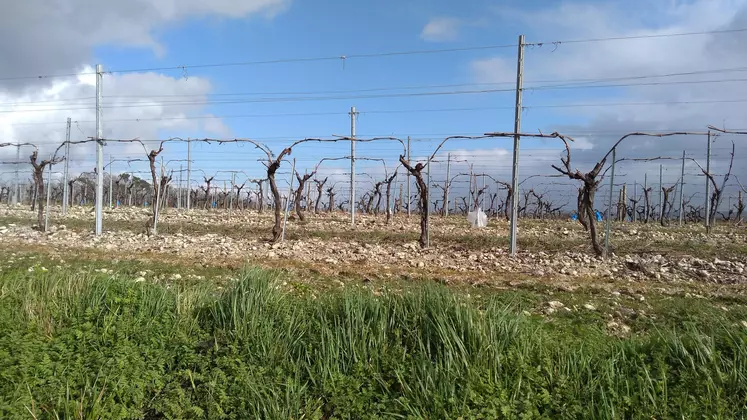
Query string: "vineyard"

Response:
xmin=1 ymin=219 xmax=746 ymax=417
xmin=2 ymin=129 xmax=747 ymax=419
xmin=3 ymin=4 xmax=747 ymax=416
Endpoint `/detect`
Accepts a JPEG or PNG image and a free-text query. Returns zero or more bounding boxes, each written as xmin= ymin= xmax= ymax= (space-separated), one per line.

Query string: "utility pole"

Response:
xmin=481 ymin=174 xmax=486 ymax=209
xmin=679 ymin=150 xmax=686 ymax=226
xmin=632 ymin=182 xmax=637 ymax=222
xmin=398 ymin=182 xmax=403 ymax=215
xmin=186 ymin=139 xmax=191 ymax=210
xmin=161 ymin=157 xmax=166 ymax=212
xmin=393 ymin=173 xmax=399 ymax=216
xmin=445 ymin=153 xmax=451 ymax=217
xmin=94 ymin=64 xmax=104 ymax=236
xmin=44 ymin=156 xmax=53 ymax=231
xmin=509 ymin=34 xmax=525 ymax=256
xmin=178 ymin=165 xmax=183 ymax=209
xmin=350 ymin=106 xmax=357 ymax=225
xmin=605 ymin=147 xmax=616 ymax=253
xmin=644 ymin=173 xmax=648 ymax=221
xmin=62 ymin=117 xmax=71 ymax=215
xmin=231 ymin=173 xmax=236 ymax=213
xmin=406 ymin=136 xmax=411 ymax=217
xmin=426 ymin=160 xmax=431 ymax=247
xmin=129 ymin=171 xmax=133 ymax=206
xmin=306 ymin=179 xmax=311 ymax=213
xmin=108 ymin=155 xmax=113 ymax=208
xmin=659 ymin=164 xmax=664 ymax=221
xmin=468 ymin=164 xmax=474 ymax=213
xmin=14 ymin=140 xmax=20 ymax=205
xmin=153 ymin=157 xmax=164 ymax=234
xmin=705 ymin=131 xmax=712 ymax=229
xmin=282 ymin=158 xmax=296 ymax=241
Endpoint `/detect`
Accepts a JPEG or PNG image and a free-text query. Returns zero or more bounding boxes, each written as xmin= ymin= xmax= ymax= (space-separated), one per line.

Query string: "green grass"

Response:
xmin=1 ymin=261 xmax=746 ymax=419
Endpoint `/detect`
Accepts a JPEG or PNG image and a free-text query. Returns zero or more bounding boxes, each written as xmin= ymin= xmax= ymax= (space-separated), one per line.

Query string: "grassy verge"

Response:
xmin=1 ymin=259 xmax=745 ymax=419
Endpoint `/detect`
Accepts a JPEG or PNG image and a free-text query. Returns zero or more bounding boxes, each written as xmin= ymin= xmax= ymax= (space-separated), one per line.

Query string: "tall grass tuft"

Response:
xmin=1 ymin=265 xmax=745 ymax=419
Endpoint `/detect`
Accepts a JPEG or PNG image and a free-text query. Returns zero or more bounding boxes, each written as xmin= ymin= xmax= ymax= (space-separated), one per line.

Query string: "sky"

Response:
xmin=2 ymin=0 xmax=747 ymax=213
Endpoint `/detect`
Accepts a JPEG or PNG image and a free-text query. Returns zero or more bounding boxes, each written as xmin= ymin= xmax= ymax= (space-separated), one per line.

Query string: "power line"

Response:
xmin=0 ymin=43 xmax=519 ymax=83
xmin=529 ymin=98 xmax=747 ymax=109
xmin=3 ymin=28 xmax=747 ymax=83
xmin=4 ymin=93 xmax=747 ymax=115
xmin=529 ymin=27 xmax=747 ymax=47
xmin=107 ymin=43 xmax=521 ymax=75
xmin=8 ymin=65 xmax=747 ymax=108
xmin=0 ymin=87 xmax=518 ymax=113
xmin=530 ymin=77 xmax=747 ymax=91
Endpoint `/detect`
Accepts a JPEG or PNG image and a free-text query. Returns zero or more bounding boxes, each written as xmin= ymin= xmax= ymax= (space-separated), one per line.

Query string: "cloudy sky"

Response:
xmin=1 ymin=0 xmax=746 ymax=211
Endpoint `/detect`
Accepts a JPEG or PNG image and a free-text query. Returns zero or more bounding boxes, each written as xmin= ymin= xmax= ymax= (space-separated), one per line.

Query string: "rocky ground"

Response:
xmin=2 ymin=204 xmax=746 ymax=290
xmin=2 ymin=204 xmax=746 ymax=338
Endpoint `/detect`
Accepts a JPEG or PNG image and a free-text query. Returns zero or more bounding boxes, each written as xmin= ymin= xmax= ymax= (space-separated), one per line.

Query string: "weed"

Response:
xmin=1 ymin=263 xmax=746 ymax=418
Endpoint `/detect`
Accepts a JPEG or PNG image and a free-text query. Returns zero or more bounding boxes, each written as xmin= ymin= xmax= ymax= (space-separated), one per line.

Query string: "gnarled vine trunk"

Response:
xmin=314 ymin=178 xmax=327 ymax=214
xmin=294 ymin=171 xmax=315 ymax=222
xmin=400 ymin=156 xmax=428 ymax=248
xmin=30 ymin=151 xmax=59 ymax=231
xmin=327 ymin=189 xmax=335 ymax=212
xmin=268 ymin=165 xmax=283 ymax=242
xmin=576 ymin=187 xmax=588 ymax=231
xmin=581 ymin=184 xmax=603 ymax=256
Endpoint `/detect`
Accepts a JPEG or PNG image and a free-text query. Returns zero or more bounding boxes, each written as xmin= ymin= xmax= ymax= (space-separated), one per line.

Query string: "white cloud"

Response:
xmin=0 ymin=0 xmax=285 ymax=188
xmin=469 ymin=0 xmax=747 ymax=210
xmin=0 ymin=0 xmax=291 ymax=92
xmin=421 ymin=17 xmax=462 ymax=42
xmin=0 ymin=69 xmax=231 ymax=181
xmin=573 ymin=137 xmax=594 ymax=151
xmin=470 ymin=57 xmax=517 ymax=85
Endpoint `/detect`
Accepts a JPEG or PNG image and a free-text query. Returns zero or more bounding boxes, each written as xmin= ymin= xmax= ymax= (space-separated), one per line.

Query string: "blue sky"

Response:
xmin=3 ymin=0 xmax=747 ymax=206
xmin=95 ymin=1 xmax=522 ymax=136
xmin=87 ymin=0 xmax=592 ymax=187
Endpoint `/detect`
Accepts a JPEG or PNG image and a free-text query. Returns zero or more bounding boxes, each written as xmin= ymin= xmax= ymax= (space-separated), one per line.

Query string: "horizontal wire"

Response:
xmin=2 ymin=27 xmax=745 ymax=83
xmin=4 ymin=93 xmax=747 ymax=114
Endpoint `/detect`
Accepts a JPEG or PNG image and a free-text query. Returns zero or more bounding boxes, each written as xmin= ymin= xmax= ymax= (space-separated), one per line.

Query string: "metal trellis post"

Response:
xmin=62 ymin=117 xmax=71 ymax=215
xmin=679 ymin=150 xmax=685 ymax=225
xmin=509 ymin=34 xmax=525 ymax=256
xmin=94 ymin=64 xmax=104 ymax=236
xmin=282 ymin=158 xmax=296 ymax=242
xmin=605 ymin=147 xmax=616 ymax=253
xmin=350 ymin=106 xmax=357 ymax=225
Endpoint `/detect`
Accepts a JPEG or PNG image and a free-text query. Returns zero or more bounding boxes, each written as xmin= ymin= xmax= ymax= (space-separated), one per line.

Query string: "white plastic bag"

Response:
xmin=467 ymin=207 xmax=488 ymax=228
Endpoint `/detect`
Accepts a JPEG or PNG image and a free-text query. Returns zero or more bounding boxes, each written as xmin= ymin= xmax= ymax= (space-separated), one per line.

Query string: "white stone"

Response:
xmin=548 ymin=301 xmax=565 ymax=309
